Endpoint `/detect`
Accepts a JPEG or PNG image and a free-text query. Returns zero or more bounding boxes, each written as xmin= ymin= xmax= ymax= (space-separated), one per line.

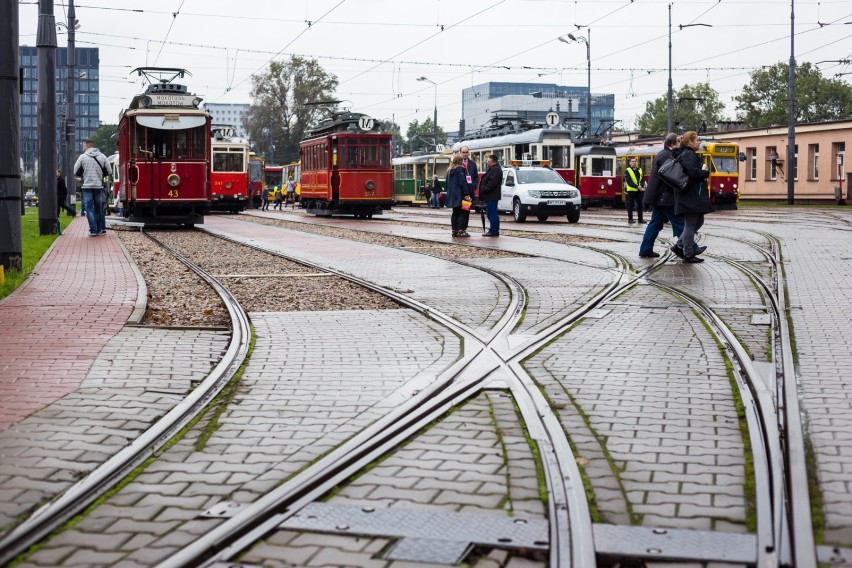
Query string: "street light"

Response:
xmin=559 ymin=30 xmax=591 ymax=136
xmin=667 ymin=11 xmax=713 ymax=135
xmin=417 ymin=76 xmax=437 ymax=147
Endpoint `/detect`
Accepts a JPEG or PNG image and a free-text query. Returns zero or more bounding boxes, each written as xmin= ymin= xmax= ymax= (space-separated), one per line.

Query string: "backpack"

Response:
xmin=657 ymin=156 xmax=689 ymax=191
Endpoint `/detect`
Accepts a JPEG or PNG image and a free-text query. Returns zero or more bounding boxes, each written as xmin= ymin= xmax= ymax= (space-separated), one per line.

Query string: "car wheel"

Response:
xmin=567 ymin=211 xmax=581 ymax=223
xmin=513 ymin=199 xmax=527 ymax=223
xmin=537 ymin=215 xmax=548 ymax=222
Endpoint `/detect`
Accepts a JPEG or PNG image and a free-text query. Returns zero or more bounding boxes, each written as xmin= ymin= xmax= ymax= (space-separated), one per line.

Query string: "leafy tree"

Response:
xmin=89 ymin=123 xmax=117 ymax=155
xmin=405 ymin=118 xmax=447 ymax=152
xmin=378 ymin=119 xmax=405 ymax=155
xmin=242 ymin=56 xmax=338 ymax=164
xmin=636 ymin=83 xmax=726 ymax=136
xmin=735 ymin=61 xmax=852 ymax=127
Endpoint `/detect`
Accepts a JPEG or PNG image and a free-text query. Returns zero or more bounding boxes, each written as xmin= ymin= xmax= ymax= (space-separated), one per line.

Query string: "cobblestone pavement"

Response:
xmin=19 ymin=310 xmax=461 ymax=567
xmin=4 ymin=207 xmax=852 ymax=567
xmin=0 ymin=328 xmax=229 ymax=538
xmin=0 ymin=218 xmax=139 ymax=430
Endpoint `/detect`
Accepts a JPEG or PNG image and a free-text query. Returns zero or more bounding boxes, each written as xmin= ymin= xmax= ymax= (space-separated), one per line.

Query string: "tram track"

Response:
xmin=0 ymin=231 xmax=252 ymax=567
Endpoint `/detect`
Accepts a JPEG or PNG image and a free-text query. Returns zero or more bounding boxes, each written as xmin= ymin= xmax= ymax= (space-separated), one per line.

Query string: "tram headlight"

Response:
xmin=365 ymin=179 xmax=376 ymax=191
xmin=167 ymin=174 xmax=181 ymax=188
xmin=225 ymin=181 xmax=232 ymax=189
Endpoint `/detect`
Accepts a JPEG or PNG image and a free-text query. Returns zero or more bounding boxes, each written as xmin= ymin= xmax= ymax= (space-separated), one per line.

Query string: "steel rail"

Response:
xmin=0 ymin=231 xmax=252 ymax=566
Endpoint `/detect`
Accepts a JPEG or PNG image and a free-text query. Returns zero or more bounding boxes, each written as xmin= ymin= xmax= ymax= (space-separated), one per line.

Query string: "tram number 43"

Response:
xmin=167 ymin=189 xmax=179 ymax=198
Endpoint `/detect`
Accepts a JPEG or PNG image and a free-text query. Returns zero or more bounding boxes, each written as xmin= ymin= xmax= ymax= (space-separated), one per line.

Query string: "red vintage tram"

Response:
xmin=299 ymin=111 xmax=393 ymax=218
xmin=115 ymin=67 xmax=211 ymax=225
xmin=210 ymin=125 xmax=250 ymax=213
xmin=572 ymin=144 xmax=621 ymax=208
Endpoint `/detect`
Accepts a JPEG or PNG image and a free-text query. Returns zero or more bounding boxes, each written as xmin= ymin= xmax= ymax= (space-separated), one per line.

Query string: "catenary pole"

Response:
xmin=66 ymin=0 xmax=77 ymax=214
xmin=37 ymin=0 xmax=58 ymax=234
xmin=667 ymin=3 xmax=673 ymax=134
xmin=1 ymin=0 xmax=23 ymax=272
xmin=787 ymin=0 xmax=796 ymax=204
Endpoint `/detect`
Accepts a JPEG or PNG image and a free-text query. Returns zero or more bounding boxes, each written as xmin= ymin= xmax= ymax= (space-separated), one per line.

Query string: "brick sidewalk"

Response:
xmin=0 ymin=219 xmax=139 ymax=431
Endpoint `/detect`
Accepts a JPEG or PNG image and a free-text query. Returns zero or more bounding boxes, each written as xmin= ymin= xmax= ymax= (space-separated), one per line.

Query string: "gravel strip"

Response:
xmin=240 ymin=214 xmax=528 ymax=259
xmin=116 ymin=230 xmax=230 ymax=328
xmin=116 ymin=228 xmax=401 ymax=328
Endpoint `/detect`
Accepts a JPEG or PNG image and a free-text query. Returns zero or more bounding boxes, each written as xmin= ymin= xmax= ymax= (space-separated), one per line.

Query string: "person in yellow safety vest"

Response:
xmin=624 ymin=157 xmax=646 ymax=225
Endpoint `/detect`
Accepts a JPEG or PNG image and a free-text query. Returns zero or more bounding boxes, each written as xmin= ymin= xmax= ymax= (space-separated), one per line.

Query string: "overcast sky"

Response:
xmin=17 ymin=0 xmax=852 ymax=133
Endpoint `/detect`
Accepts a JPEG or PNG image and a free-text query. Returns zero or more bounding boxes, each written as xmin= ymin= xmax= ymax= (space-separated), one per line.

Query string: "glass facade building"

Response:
xmin=462 ymin=82 xmax=615 ymax=138
xmin=19 ymin=46 xmax=100 ymax=175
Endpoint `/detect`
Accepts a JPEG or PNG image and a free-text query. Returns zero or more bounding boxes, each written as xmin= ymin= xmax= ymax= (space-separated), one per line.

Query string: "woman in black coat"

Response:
xmin=445 ymin=153 xmax=472 ymax=237
xmin=672 ymin=131 xmax=710 ymax=263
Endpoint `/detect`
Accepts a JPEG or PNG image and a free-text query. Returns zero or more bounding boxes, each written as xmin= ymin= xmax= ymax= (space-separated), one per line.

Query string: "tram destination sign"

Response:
xmin=147 ymin=94 xmax=198 ymax=108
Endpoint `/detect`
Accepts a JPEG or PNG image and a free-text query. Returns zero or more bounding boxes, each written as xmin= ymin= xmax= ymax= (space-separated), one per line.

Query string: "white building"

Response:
xmin=204 ymin=103 xmax=250 ymax=138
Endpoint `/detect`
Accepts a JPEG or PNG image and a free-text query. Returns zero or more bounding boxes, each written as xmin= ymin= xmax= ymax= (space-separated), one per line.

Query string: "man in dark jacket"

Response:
xmin=639 ymin=133 xmax=702 ymax=258
xmin=672 ymin=131 xmax=711 ymax=263
xmin=459 ymin=146 xmax=478 ymax=233
xmin=479 ymin=154 xmax=502 ymax=236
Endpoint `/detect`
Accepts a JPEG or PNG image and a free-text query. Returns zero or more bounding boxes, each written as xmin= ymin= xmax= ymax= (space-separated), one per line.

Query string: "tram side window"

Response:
xmin=591 ymin=157 xmax=613 ymax=177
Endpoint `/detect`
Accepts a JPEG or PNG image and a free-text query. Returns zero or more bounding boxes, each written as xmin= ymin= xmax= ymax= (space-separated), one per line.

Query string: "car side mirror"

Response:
xmin=506 ymin=179 xmax=515 ymax=187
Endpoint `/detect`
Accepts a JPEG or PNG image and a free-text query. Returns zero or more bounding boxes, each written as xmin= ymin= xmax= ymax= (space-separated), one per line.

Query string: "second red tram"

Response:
xmin=299 ymin=112 xmax=393 ymax=218
xmin=116 ymin=67 xmax=211 ymax=225
xmin=210 ymin=125 xmax=250 ymax=213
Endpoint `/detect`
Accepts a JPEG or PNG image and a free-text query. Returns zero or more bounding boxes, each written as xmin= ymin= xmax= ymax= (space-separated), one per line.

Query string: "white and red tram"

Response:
xmin=116 ymin=67 xmax=211 ymax=225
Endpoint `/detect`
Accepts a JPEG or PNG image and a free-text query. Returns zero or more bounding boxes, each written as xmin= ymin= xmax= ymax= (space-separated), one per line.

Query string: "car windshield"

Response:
xmin=516 ymin=169 xmax=565 ymax=184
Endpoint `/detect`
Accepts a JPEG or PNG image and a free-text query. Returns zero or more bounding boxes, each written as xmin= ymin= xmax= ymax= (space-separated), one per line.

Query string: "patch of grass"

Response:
xmin=0 ymin=209 xmax=72 ymax=301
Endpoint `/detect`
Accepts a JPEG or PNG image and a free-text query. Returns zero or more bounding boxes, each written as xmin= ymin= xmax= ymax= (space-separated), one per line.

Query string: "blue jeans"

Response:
xmin=486 ymin=200 xmax=500 ymax=234
xmin=82 ymin=188 xmax=106 ymax=234
xmin=639 ymin=205 xmax=687 ymax=255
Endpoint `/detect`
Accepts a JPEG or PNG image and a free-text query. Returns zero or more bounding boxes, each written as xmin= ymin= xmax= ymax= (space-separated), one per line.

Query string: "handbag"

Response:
xmin=460 ymin=197 xmax=472 ymax=211
xmin=657 ymin=156 xmax=689 ymax=190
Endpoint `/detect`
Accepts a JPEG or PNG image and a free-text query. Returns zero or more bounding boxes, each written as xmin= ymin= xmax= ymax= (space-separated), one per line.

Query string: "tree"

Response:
xmin=405 ymin=118 xmax=447 ymax=152
xmin=242 ymin=56 xmax=338 ymax=164
xmin=735 ymin=61 xmax=852 ymax=128
xmin=635 ymin=83 xmax=726 ymax=136
xmin=378 ymin=119 xmax=404 ymax=155
xmin=89 ymin=123 xmax=117 ymax=155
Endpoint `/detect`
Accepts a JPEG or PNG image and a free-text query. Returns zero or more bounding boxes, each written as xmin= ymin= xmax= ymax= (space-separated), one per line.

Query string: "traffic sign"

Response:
xmin=358 ymin=116 xmax=375 ymax=131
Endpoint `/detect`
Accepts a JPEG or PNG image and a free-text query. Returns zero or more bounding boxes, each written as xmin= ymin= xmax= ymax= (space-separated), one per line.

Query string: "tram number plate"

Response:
xmin=546 ymin=199 xmax=567 ymax=206
xmin=167 ymin=189 xmax=179 ymax=198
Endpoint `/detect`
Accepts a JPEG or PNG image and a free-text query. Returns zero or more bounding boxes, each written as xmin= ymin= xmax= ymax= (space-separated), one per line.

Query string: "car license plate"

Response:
xmin=547 ymin=199 xmax=567 ymax=206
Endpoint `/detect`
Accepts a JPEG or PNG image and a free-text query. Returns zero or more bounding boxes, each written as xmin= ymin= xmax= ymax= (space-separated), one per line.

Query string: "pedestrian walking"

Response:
xmin=273 ymin=185 xmax=284 ymax=210
xmin=459 ymin=146 xmax=478 ymax=234
xmin=624 ymin=157 xmax=645 ymax=225
xmin=446 ymin=153 xmax=473 ymax=237
xmin=285 ymin=176 xmax=297 ymax=208
xmin=430 ymin=175 xmax=441 ymax=208
xmin=55 ymin=169 xmax=74 ymax=217
xmin=261 ymin=186 xmax=270 ymax=211
xmin=72 ymin=139 xmax=110 ymax=236
xmin=638 ymin=133 xmax=703 ymax=258
xmin=479 ymin=154 xmax=502 ymax=237
xmin=672 ymin=131 xmax=711 ymax=263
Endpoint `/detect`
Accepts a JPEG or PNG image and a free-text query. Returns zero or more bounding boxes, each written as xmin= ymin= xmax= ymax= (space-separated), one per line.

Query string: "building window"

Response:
xmin=765 ymin=146 xmax=777 ymax=181
xmin=747 ymin=147 xmax=757 ymax=180
xmin=832 ymin=142 xmax=845 ymax=180
xmin=792 ymin=144 xmax=798 ymax=181
xmin=808 ymin=144 xmax=819 ymax=180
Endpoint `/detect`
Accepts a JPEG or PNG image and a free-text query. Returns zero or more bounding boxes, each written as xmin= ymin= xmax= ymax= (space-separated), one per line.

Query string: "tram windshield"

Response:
xmin=339 ymin=140 xmax=391 ymax=169
xmin=213 ymin=150 xmax=246 ymax=173
xmin=711 ymin=156 xmax=738 ymax=174
xmin=249 ymin=159 xmax=263 ymax=182
xmin=132 ymin=121 xmax=207 ymax=161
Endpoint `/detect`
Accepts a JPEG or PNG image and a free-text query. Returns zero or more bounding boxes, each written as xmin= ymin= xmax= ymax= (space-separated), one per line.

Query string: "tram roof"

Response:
xmin=453 ymin=128 xmax=573 ymax=152
xmin=392 ymin=153 xmax=452 ymax=166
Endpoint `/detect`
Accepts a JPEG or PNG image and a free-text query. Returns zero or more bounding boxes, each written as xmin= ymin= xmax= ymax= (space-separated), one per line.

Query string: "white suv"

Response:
xmin=498 ymin=161 xmax=582 ymax=223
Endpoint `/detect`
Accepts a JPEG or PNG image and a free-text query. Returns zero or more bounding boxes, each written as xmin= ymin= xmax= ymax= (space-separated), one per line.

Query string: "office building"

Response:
xmin=205 ymin=103 xmax=250 ymax=139
xmin=462 ymin=82 xmax=615 ymax=139
xmin=19 ymin=45 xmax=100 ymax=176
